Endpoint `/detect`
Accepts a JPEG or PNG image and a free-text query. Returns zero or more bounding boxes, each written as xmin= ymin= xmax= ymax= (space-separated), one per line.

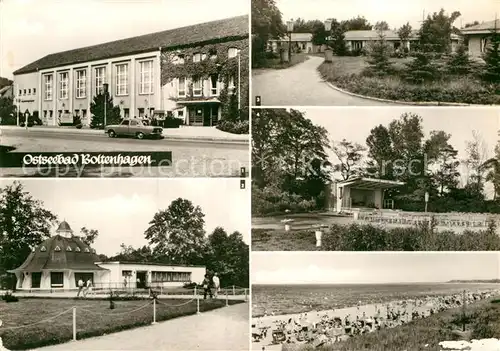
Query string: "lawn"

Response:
xmin=318 ymin=55 xmax=500 ymax=105
xmin=0 ymin=297 xmax=243 ymax=350
xmin=286 ymin=297 xmax=500 ymax=351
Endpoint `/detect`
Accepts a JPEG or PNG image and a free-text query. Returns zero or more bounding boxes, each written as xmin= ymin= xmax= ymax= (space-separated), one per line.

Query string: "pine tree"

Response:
xmin=447 ymin=42 xmax=472 ymax=75
xmin=90 ymin=91 xmax=121 ymax=129
xmin=366 ymin=30 xmax=394 ymax=76
xmin=482 ymin=21 xmax=500 ymax=83
xmin=404 ymin=44 xmax=438 ymax=84
xmin=331 ymin=28 xmax=347 ymax=56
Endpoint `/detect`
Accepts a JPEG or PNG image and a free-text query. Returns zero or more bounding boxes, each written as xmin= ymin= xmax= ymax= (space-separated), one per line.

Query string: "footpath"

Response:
xmin=0 ymin=125 xmax=249 ymax=144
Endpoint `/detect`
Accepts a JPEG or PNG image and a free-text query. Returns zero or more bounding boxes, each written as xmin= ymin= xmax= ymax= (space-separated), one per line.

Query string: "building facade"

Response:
xmin=461 ymin=19 xmax=500 ymax=57
xmin=9 ymin=221 xmax=206 ymax=291
xmin=13 ymin=15 xmax=248 ymax=127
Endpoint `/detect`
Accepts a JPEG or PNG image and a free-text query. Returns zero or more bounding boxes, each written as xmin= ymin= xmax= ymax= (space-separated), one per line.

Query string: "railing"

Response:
xmin=356 ymin=210 xmax=494 ymax=228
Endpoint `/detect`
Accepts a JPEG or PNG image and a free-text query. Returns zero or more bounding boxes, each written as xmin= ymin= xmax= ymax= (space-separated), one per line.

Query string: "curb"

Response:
xmin=321 ymin=80 xmax=496 ymax=107
xmin=0 ymin=127 xmax=249 ymax=144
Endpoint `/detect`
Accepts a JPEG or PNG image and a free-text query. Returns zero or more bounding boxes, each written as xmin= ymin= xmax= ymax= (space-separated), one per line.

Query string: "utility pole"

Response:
xmin=462 ymin=289 xmax=466 ymax=332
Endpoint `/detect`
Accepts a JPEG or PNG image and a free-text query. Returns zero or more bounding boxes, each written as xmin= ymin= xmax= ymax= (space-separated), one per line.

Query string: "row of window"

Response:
xmin=37 ymin=245 xmax=95 ymax=253
xmin=177 ymin=76 xmax=236 ymax=97
xmin=19 ymin=88 xmax=36 ymax=96
xmin=151 ymin=271 xmax=192 ymax=282
xmin=40 ymin=107 xmax=156 ymax=120
xmin=43 ymin=60 xmax=154 ymax=101
xmin=171 ymin=47 xmax=239 ymax=65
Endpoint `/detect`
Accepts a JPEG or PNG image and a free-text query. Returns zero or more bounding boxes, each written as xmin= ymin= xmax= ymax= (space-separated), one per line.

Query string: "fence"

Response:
xmin=0 ymin=285 xmax=248 ymax=348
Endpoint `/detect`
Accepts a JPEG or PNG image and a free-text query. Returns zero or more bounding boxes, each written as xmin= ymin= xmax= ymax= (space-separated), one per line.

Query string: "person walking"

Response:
xmin=77 ymin=279 xmax=84 ymax=298
xmin=202 ymin=274 xmax=213 ymax=300
xmin=83 ymin=278 xmax=92 ymax=297
xmin=212 ymin=273 xmax=220 ymax=298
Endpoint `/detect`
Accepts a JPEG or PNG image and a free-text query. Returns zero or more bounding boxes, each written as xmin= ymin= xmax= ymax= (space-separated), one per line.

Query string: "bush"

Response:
xmin=183 ymin=282 xmax=197 ymax=289
xmin=2 ymin=291 xmax=19 ymax=303
xmin=162 ymin=117 xmax=183 ymax=128
xmin=252 ymin=185 xmax=318 ymax=216
xmin=216 ymin=120 xmax=248 ymax=134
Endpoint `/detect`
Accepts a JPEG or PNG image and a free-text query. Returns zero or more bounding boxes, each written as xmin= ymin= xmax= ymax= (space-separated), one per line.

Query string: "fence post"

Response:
xmin=226 ymin=291 xmax=229 ymax=306
xmin=72 ymin=307 xmax=77 ymax=341
xmin=152 ymin=298 xmax=157 ymax=325
xmin=232 ymin=285 xmax=235 ymax=296
xmin=197 ymin=296 xmax=200 ymax=314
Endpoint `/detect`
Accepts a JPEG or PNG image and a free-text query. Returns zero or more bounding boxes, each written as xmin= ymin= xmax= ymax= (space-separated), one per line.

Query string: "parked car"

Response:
xmin=104 ymin=119 xmax=163 ymax=139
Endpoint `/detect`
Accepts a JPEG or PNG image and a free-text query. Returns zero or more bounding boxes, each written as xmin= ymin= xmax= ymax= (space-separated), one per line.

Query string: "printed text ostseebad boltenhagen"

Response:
xmin=23 ymin=154 xmax=154 ymax=166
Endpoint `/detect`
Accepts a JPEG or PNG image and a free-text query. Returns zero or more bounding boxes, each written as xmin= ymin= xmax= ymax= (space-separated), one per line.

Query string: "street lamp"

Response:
xmin=324 ymin=19 xmax=334 ymax=62
xmin=286 ymin=19 xmax=294 ymax=62
xmin=103 ymin=83 xmax=109 ymax=127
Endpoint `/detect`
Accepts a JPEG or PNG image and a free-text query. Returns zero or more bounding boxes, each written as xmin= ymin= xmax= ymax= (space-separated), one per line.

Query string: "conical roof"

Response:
xmin=57 ymin=220 xmax=72 ymax=232
xmin=11 ymin=234 xmax=106 ymax=272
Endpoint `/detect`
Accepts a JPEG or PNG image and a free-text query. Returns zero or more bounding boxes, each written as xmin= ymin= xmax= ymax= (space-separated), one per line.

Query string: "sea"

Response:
xmin=252 ymin=283 xmax=500 ymax=317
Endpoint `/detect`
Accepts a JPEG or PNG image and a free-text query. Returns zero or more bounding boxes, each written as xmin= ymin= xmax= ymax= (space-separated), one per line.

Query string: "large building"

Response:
xmin=13 ymin=15 xmax=249 ymax=127
xmin=9 ymin=221 xmax=206 ymax=291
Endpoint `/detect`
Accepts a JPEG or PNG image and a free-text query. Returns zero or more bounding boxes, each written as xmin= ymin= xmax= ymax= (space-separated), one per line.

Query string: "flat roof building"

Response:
xmin=13 ymin=15 xmax=249 ymax=127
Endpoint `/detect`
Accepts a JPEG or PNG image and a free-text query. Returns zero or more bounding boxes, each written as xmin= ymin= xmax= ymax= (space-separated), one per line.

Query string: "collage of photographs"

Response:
xmin=0 ymin=0 xmax=499 ymax=350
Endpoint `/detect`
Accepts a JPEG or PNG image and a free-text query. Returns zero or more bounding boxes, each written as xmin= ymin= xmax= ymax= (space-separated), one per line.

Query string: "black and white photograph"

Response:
xmin=0 ymin=0 xmax=250 ymax=177
xmin=251 ymin=251 xmax=500 ymax=351
xmin=251 ymin=0 xmax=500 ymax=106
xmin=0 ymin=178 xmax=250 ymax=350
xmin=252 ymin=107 xmax=500 ymax=251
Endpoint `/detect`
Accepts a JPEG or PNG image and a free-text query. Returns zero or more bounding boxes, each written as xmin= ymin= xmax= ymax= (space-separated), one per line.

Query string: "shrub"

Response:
xmin=251 ymin=185 xmax=318 ymax=216
xmin=162 ymin=117 xmax=183 ymax=128
xmin=216 ymin=120 xmax=249 ymax=134
xmin=2 ymin=291 xmax=19 ymax=303
xmin=183 ymin=282 xmax=197 ymax=289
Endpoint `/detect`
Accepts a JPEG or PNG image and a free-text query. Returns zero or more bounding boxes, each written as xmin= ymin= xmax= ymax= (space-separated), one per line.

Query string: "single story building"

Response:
xmin=343 ymin=30 xmax=460 ymax=53
xmin=327 ymin=177 xmax=405 ymax=212
xmin=268 ymin=33 xmax=323 ymax=54
xmin=8 ymin=221 xmax=206 ymax=291
xmin=461 ymin=19 xmax=500 ymax=57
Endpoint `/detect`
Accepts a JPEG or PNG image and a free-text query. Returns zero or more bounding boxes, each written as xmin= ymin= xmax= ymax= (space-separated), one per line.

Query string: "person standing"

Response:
xmin=212 ymin=273 xmax=220 ymax=298
xmin=83 ymin=278 xmax=92 ymax=297
xmin=77 ymin=279 xmax=84 ymax=298
xmin=202 ymin=274 xmax=212 ymax=299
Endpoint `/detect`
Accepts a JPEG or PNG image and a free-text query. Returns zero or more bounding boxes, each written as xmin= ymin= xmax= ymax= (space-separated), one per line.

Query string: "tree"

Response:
xmin=483 ymin=141 xmax=500 ymax=200
xmin=447 ymin=42 xmax=472 ymax=75
xmin=331 ymin=26 xmax=348 ymax=56
xmin=464 ymin=21 xmax=480 ymax=28
xmin=419 ymin=9 xmax=461 ymax=54
xmin=366 ymin=29 xmax=394 ymax=75
xmin=374 ymin=21 xmax=390 ymax=31
xmin=0 ymin=182 xmax=57 ymax=288
xmin=80 ymin=227 xmax=99 ymax=246
xmin=332 ymin=139 xmax=366 ymax=180
xmin=109 ymin=244 xmax=154 ymax=262
xmin=482 ymin=21 xmax=500 ymax=83
xmin=144 ymin=198 xmax=207 ymax=265
xmin=464 ymin=131 xmax=489 ymax=196
xmin=205 ymin=228 xmax=249 ymax=288
xmin=90 ymin=90 xmax=121 ymax=129
xmin=343 ymin=16 xmax=373 ymax=31
xmin=251 ymin=0 xmax=284 ymax=66
xmin=404 ymin=47 xmax=439 ymax=84
xmin=366 ymin=125 xmax=395 ymax=179
xmin=0 ymin=97 xmax=16 ymax=125
xmin=397 ymin=22 xmax=413 ymax=51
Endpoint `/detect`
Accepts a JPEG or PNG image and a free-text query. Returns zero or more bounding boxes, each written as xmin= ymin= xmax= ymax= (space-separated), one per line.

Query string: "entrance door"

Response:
xmin=50 ymin=272 xmax=64 ymax=288
xmin=203 ymin=106 xmax=211 ymax=126
xmin=31 ymin=272 xmax=41 ymax=288
xmin=188 ymin=107 xmax=203 ymax=126
xmin=136 ymin=271 xmax=147 ymax=289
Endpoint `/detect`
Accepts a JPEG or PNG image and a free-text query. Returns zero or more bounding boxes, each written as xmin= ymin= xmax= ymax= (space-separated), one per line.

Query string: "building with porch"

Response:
xmin=461 ymin=19 xmax=500 ymax=57
xmin=9 ymin=221 xmax=206 ymax=291
xmin=12 ymin=15 xmax=248 ymax=127
xmin=328 ymin=177 xmax=405 ymax=212
xmin=268 ymin=33 xmax=322 ymax=54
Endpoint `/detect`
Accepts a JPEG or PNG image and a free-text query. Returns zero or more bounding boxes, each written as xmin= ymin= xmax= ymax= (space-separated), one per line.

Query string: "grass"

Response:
xmin=284 ymin=297 xmax=500 ymax=351
xmin=252 ymin=223 xmax=500 ymax=251
xmin=0 ymin=297 xmax=243 ymax=350
xmin=317 ymin=55 xmax=500 ymax=105
xmin=253 ymin=53 xmax=309 ymax=71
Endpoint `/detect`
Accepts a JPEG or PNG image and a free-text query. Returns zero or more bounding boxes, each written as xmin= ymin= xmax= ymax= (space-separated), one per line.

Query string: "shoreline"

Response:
xmin=252 ymin=285 xmax=500 ymax=319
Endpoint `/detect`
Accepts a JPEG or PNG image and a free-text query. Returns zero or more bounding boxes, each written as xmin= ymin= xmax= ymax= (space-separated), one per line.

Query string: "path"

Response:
xmin=33 ymin=303 xmax=249 ymax=351
xmin=252 ymin=56 xmax=396 ymax=106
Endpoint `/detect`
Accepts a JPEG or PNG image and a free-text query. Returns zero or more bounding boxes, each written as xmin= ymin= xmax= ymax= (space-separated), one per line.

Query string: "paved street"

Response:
xmin=252 ymin=55 xmax=397 ymax=106
xmin=33 ymin=302 xmax=249 ymax=351
xmin=0 ymin=129 xmax=249 ymax=177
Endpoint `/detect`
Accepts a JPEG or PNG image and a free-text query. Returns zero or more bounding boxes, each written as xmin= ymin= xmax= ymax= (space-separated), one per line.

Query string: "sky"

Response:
xmin=276 ymin=0 xmax=499 ymax=30
xmin=252 ymin=252 xmax=500 ymax=284
xmin=0 ymin=0 xmax=249 ymax=79
xmin=0 ymin=178 xmax=250 ymax=256
xmin=293 ymin=107 xmax=499 ymax=197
